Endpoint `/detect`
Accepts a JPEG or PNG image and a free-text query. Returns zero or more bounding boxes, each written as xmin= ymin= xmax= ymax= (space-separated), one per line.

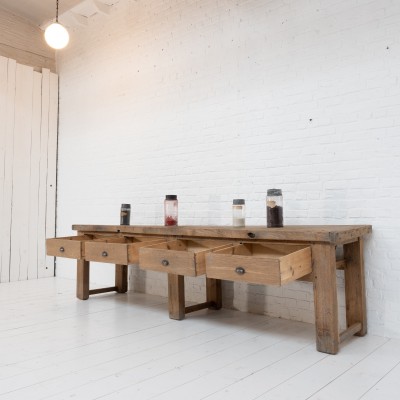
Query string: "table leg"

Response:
xmin=77 ymin=259 xmax=89 ymax=300
xmin=115 ymin=264 xmax=128 ymax=293
xmin=312 ymin=243 xmax=339 ymax=354
xmin=168 ymin=274 xmax=185 ymax=320
xmin=344 ymin=238 xmax=367 ymax=336
xmin=206 ymin=278 xmax=222 ymax=310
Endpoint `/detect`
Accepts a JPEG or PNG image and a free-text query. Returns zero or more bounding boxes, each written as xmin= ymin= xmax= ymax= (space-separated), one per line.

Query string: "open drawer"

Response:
xmin=84 ymin=236 xmax=166 ymax=265
xmin=206 ymin=243 xmax=312 ymax=285
xmin=139 ymin=239 xmax=232 ymax=277
xmin=46 ymin=235 xmax=93 ymax=259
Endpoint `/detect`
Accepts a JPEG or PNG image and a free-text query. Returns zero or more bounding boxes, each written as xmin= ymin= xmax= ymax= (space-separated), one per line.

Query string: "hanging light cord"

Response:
xmin=56 ymin=0 xmax=59 ymax=23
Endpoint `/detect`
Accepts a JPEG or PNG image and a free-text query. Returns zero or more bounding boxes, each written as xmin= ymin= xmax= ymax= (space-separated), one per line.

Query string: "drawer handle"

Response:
xmin=102 ymin=251 xmax=108 ymax=257
xmin=235 ymin=266 xmax=246 ymax=275
xmin=59 ymin=247 xmax=65 ymax=252
xmin=161 ymin=259 xmax=169 ymax=267
xmin=247 ymin=232 xmax=256 ymax=238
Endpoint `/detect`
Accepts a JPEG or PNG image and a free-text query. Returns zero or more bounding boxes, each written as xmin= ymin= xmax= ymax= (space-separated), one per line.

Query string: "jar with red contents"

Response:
xmin=164 ymin=195 xmax=178 ymax=226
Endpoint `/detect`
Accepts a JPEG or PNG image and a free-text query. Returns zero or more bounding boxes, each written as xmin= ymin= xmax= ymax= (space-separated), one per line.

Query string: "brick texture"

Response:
xmin=56 ymin=0 xmax=400 ymax=337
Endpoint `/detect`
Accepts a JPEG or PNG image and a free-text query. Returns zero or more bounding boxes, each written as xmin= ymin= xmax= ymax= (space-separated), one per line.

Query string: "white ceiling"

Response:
xmin=0 ymin=0 xmax=85 ymax=26
xmin=0 ymin=0 xmax=117 ymax=28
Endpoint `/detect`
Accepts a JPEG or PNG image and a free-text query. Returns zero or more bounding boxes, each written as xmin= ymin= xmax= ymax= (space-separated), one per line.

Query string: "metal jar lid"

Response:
xmin=233 ymin=199 xmax=245 ymax=205
xmin=267 ymin=189 xmax=282 ymax=196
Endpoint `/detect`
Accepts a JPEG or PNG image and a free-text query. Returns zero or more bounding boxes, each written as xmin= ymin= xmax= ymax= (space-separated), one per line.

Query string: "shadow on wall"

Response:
xmin=129 ymin=264 xmax=147 ymax=293
xmin=222 ymin=281 xmax=234 ymax=309
xmin=222 ymin=281 xmax=268 ymax=315
xmin=128 ymin=267 xmax=269 ymax=316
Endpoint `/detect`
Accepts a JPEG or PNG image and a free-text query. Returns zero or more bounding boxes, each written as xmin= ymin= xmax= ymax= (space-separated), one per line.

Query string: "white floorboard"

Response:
xmin=0 ymin=278 xmax=399 ymax=400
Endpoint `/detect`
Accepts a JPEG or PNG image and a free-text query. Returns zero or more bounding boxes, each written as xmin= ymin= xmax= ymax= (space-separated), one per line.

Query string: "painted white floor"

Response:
xmin=0 ymin=278 xmax=399 ymax=400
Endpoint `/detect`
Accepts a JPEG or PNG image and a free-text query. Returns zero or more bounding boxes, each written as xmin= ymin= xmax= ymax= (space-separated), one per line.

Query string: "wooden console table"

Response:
xmin=47 ymin=224 xmax=371 ymax=354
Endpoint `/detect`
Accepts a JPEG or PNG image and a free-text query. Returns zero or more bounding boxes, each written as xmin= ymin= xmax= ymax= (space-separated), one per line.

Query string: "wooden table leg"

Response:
xmin=344 ymin=238 xmax=367 ymax=336
xmin=168 ymin=274 xmax=185 ymax=320
xmin=206 ymin=278 xmax=222 ymax=310
xmin=115 ymin=264 xmax=128 ymax=293
xmin=77 ymin=259 xmax=89 ymax=300
xmin=312 ymin=243 xmax=339 ymax=354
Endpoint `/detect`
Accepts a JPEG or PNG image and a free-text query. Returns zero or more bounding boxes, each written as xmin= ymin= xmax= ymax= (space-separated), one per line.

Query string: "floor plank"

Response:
xmin=256 ymin=335 xmax=390 ymax=400
xmin=306 ymin=338 xmax=400 ymax=400
xmin=0 ymin=278 xmax=399 ymax=400
xmin=360 ymin=357 xmax=400 ymax=399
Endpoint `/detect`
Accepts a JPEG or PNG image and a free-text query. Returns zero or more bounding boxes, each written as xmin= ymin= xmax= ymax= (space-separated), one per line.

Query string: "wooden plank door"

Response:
xmin=37 ymin=69 xmax=58 ymax=278
xmin=0 ymin=56 xmax=58 ymax=282
xmin=9 ymin=63 xmax=34 ymax=281
xmin=0 ymin=56 xmax=16 ymax=283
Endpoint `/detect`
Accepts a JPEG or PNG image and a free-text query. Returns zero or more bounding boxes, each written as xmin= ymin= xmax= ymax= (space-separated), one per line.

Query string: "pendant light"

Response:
xmin=44 ymin=0 xmax=70 ymax=49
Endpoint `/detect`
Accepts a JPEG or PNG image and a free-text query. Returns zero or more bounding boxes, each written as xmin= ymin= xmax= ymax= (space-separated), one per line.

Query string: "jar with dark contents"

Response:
xmin=120 ymin=204 xmax=131 ymax=225
xmin=266 ymin=189 xmax=283 ymax=227
xmin=164 ymin=195 xmax=178 ymax=226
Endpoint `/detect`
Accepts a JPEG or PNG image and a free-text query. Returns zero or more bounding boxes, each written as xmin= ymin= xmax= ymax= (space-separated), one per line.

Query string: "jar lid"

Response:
xmin=165 ymin=195 xmax=177 ymax=200
xmin=267 ymin=189 xmax=282 ymax=196
xmin=233 ymin=199 xmax=245 ymax=205
xmin=121 ymin=203 xmax=131 ymax=208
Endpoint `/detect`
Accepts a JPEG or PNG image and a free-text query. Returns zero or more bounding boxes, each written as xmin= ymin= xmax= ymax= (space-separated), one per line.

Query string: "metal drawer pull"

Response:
xmin=235 ymin=266 xmax=246 ymax=275
xmin=247 ymin=232 xmax=256 ymax=238
xmin=102 ymin=251 xmax=108 ymax=257
xmin=161 ymin=259 xmax=169 ymax=266
xmin=59 ymin=247 xmax=65 ymax=252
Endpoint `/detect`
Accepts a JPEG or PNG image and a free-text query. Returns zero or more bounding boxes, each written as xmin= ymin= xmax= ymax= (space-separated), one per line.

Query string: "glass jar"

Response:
xmin=266 ymin=189 xmax=283 ymax=227
xmin=164 ymin=195 xmax=178 ymax=226
xmin=120 ymin=204 xmax=131 ymax=225
xmin=232 ymin=199 xmax=245 ymax=227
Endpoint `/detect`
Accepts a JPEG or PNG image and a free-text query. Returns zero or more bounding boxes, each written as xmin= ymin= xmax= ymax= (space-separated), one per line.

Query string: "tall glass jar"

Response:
xmin=120 ymin=204 xmax=131 ymax=225
xmin=266 ymin=189 xmax=283 ymax=227
xmin=232 ymin=199 xmax=245 ymax=227
xmin=164 ymin=195 xmax=178 ymax=226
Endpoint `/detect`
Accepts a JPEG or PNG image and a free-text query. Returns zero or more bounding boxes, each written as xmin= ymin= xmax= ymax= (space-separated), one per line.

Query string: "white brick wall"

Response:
xmin=56 ymin=0 xmax=400 ymax=338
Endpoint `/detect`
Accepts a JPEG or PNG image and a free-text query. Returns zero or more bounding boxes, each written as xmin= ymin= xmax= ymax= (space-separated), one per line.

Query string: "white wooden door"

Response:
xmin=0 ymin=56 xmax=58 ymax=282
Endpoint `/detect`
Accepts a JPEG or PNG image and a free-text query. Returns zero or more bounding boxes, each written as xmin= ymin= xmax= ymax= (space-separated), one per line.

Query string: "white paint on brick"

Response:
xmin=55 ymin=0 xmax=400 ymax=338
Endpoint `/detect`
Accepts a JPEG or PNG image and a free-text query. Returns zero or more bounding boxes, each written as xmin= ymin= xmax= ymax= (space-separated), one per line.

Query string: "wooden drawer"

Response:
xmin=139 ymin=239 xmax=231 ymax=277
xmin=46 ymin=235 xmax=92 ymax=259
xmin=84 ymin=236 xmax=166 ymax=264
xmin=206 ymin=243 xmax=312 ymax=285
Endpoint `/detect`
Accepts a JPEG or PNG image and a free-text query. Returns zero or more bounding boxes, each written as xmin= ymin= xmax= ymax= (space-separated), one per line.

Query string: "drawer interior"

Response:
xmin=145 ymin=239 xmax=229 ymax=253
xmin=91 ymin=235 xmax=163 ymax=244
xmin=214 ymin=243 xmax=309 ymax=257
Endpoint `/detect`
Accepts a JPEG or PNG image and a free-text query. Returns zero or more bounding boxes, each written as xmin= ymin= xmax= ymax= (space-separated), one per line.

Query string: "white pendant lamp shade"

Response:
xmin=45 ymin=1 xmax=69 ymax=50
xmin=45 ymin=22 xmax=69 ymax=49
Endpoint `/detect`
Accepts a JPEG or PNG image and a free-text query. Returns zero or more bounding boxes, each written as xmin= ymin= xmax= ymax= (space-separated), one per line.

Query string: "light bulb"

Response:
xmin=45 ymin=23 xmax=70 ymax=49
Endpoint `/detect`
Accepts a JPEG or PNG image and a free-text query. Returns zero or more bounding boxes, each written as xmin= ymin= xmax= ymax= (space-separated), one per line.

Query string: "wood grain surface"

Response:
xmin=72 ymin=224 xmax=372 ymax=244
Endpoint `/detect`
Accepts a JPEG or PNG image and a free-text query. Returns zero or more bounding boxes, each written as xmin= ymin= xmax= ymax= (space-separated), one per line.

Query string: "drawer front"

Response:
xmin=206 ymin=244 xmax=312 ymax=286
xmin=84 ymin=237 xmax=167 ymax=264
xmin=46 ymin=236 xmax=87 ymax=259
xmin=84 ymin=242 xmax=129 ymax=264
xmin=206 ymin=252 xmax=281 ymax=285
xmin=139 ymin=247 xmax=196 ymax=276
xmin=139 ymin=239 xmax=231 ymax=277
